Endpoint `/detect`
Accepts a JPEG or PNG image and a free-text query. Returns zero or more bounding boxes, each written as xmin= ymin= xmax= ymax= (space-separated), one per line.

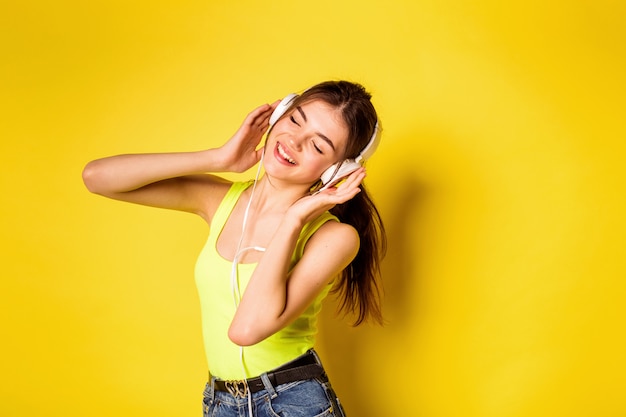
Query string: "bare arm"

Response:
xmin=82 ymin=102 xmax=277 ymax=218
xmin=228 ymin=169 xmax=365 ymax=345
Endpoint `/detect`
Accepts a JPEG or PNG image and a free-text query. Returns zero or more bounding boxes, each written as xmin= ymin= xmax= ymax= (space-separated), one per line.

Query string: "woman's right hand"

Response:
xmin=216 ymin=101 xmax=279 ymax=173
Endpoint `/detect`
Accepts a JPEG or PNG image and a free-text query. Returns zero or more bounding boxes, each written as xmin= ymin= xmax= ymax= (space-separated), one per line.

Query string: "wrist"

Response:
xmin=199 ymin=148 xmax=230 ymax=172
xmin=279 ymin=213 xmax=306 ymax=235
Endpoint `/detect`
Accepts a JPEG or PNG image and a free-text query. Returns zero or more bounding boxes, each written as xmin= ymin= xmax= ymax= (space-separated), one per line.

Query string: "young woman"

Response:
xmin=83 ymin=80 xmax=386 ymax=417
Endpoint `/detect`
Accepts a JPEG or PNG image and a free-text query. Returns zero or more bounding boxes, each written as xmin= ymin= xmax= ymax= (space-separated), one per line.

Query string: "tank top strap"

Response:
xmin=208 ymin=180 xmax=254 ymax=245
xmin=208 ymin=180 xmax=339 ymax=261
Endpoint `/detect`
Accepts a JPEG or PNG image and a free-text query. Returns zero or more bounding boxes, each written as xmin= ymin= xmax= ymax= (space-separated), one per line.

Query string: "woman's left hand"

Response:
xmin=286 ymin=167 xmax=366 ymax=225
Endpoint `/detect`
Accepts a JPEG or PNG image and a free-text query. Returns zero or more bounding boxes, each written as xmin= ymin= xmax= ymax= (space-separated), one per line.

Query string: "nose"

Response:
xmin=288 ymin=134 xmax=304 ymax=151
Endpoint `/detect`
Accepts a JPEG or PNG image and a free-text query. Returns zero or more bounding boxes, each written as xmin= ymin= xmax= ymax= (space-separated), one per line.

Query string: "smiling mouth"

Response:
xmin=277 ymin=142 xmax=296 ymax=165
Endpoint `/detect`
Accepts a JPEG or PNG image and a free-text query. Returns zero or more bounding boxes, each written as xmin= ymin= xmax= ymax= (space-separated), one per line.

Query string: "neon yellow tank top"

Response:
xmin=194 ymin=181 xmax=338 ymax=379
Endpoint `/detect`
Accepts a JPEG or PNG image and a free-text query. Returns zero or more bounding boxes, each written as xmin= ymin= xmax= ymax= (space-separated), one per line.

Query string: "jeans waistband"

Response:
xmin=210 ymin=349 xmax=327 ymax=398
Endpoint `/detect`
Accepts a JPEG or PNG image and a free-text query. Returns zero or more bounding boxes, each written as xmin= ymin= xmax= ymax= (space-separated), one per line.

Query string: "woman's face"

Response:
xmin=264 ymin=99 xmax=349 ymax=187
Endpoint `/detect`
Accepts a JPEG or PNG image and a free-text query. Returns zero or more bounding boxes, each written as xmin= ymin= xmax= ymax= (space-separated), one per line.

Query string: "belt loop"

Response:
xmin=208 ymin=375 xmax=216 ymax=402
xmin=308 ymin=348 xmax=329 ymax=382
xmin=260 ymin=373 xmax=278 ymax=399
xmin=309 ymin=348 xmax=322 ymax=365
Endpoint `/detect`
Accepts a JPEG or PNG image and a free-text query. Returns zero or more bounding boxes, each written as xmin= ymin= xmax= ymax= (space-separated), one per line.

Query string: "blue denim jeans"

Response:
xmin=202 ymin=352 xmax=346 ymax=417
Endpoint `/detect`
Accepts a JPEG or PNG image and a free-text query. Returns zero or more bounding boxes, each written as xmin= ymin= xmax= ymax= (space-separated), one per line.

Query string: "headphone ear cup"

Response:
xmin=320 ymin=163 xmax=339 ymax=186
xmin=269 ymin=93 xmax=298 ymax=126
xmin=320 ymin=159 xmax=362 ymax=186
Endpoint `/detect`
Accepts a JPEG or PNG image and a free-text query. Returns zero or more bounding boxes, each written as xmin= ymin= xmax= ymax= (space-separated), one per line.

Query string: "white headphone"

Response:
xmin=269 ymin=93 xmax=381 ymax=188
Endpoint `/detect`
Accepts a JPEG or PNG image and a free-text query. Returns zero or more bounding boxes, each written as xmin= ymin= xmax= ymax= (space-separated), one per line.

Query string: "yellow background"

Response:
xmin=2 ymin=1 xmax=625 ymax=416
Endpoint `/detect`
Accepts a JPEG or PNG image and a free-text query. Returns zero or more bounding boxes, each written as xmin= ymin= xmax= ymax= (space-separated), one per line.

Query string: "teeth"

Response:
xmin=277 ymin=143 xmax=296 ymax=164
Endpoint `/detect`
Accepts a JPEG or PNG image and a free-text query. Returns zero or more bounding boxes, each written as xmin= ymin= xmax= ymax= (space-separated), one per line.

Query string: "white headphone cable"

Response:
xmin=230 ymin=147 xmax=266 ymax=416
xmin=231 ymin=147 xmax=265 ymax=306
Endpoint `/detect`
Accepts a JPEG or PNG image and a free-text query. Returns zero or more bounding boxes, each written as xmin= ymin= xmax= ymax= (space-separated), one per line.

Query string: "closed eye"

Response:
xmin=295 ymin=105 xmax=337 ymax=152
xmin=289 ymin=115 xmax=300 ymax=126
xmin=313 ymin=142 xmax=323 ymax=154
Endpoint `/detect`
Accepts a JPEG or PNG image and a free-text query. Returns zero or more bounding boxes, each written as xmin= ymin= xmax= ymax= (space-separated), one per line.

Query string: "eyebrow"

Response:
xmin=296 ymin=106 xmax=336 ymax=151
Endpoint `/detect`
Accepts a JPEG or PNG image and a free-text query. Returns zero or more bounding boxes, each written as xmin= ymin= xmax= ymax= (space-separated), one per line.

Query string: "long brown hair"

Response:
xmin=289 ymin=81 xmax=387 ymax=325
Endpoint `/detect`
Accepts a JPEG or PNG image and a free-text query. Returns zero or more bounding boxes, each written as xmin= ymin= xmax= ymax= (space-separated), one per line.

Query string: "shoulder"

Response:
xmin=305 ymin=220 xmax=360 ymax=260
xmin=292 ymin=220 xmax=359 ymax=286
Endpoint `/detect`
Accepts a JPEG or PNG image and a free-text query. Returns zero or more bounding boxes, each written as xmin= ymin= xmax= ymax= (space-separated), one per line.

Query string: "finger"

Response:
xmin=256 ymin=103 xmax=282 ymax=131
xmin=270 ymin=99 xmax=281 ymax=110
xmin=336 ymin=168 xmax=366 ymax=191
xmin=247 ymin=103 xmax=272 ymax=119
xmin=260 ymin=100 xmax=281 ymax=125
xmin=320 ymin=180 xmax=362 ymax=203
xmin=254 ymin=146 xmax=265 ymax=162
xmin=244 ymin=103 xmax=274 ymax=128
xmin=328 ymin=186 xmax=361 ymax=205
xmin=257 ymin=111 xmax=273 ymax=129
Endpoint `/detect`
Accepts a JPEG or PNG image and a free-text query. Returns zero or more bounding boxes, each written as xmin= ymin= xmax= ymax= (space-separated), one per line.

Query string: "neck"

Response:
xmin=249 ymin=175 xmax=311 ymax=214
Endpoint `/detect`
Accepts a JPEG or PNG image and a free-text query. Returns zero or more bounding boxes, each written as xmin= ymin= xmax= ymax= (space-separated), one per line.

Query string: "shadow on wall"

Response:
xmin=380 ymin=176 xmax=431 ymax=327
xmin=317 ymin=148 xmax=432 ymax=416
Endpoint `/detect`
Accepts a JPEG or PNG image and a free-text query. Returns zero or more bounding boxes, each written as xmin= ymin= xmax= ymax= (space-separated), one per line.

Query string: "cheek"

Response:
xmin=305 ymin=155 xmax=334 ymax=175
